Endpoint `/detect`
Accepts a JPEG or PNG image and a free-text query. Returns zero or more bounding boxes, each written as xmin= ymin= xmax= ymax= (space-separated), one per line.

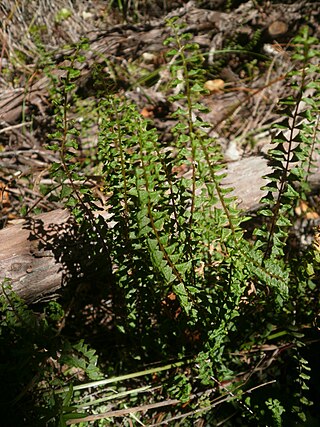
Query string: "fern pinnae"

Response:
xmin=173 ymin=23 xmax=244 ymax=243
xmin=261 ymin=28 xmax=318 ymax=261
xmin=198 ymin=134 xmax=238 ymax=240
xmin=112 ymin=98 xmax=131 ymax=224
xmin=306 ymin=113 xmax=320 ymax=177
xmin=169 ymin=22 xmax=200 ymax=265
xmin=180 ymin=44 xmax=197 ymax=234
xmin=50 ymin=62 xmax=112 ymax=260
xmin=263 ymin=98 xmax=303 ymax=260
xmin=136 ymin=118 xmax=185 ymax=286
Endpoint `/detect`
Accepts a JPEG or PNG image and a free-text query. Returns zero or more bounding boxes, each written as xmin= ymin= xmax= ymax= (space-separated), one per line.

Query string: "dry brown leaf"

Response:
xmin=0 ymin=181 xmax=10 ymax=209
xmin=204 ymin=79 xmax=225 ymax=93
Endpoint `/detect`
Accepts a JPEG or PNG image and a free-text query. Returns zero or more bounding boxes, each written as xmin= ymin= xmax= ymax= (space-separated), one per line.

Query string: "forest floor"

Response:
xmin=0 ymin=1 xmax=320 ymax=425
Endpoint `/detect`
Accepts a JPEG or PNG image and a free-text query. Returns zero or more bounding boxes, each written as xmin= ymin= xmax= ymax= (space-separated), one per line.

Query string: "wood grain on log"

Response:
xmin=0 ymin=209 xmax=71 ymax=303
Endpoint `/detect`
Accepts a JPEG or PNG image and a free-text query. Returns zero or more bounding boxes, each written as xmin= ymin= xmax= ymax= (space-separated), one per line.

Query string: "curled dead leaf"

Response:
xmin=268 ymin=21 xmax=288 ymax=37
xmin=204 ymin=79 xmax=224 ymax=93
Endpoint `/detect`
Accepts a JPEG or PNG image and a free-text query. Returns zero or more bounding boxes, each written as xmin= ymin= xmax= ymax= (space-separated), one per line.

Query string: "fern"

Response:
xmin=4 ymin=18 xmax=318 ymax=426
xmin=257 ymin=27 xmax=319 ymax=260
xmin=92 ymin=21 xmax=320 ymax=416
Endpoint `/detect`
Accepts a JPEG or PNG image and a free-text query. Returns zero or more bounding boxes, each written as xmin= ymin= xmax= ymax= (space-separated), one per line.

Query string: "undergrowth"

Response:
xmin=1 ymin=21 xmax=319 ymax=426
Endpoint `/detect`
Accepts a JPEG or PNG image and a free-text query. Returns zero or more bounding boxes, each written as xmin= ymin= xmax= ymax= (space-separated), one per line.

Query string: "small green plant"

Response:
xmin=265 ymin=398 xmax=286 ymax=427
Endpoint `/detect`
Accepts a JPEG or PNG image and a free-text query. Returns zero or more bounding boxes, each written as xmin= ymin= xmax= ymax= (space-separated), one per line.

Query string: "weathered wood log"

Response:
xmin=0 ymin=209 xmax=71 ymax=303
xmin=1 ymin=154 xmax=320 ymax=303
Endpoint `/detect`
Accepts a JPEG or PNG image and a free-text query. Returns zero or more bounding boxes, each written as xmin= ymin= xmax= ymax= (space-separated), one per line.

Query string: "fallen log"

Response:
xmin=0 ymin=209 xmax=71 ymax=303
xmin=1 ymin=154 xmax=320 ymax=303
